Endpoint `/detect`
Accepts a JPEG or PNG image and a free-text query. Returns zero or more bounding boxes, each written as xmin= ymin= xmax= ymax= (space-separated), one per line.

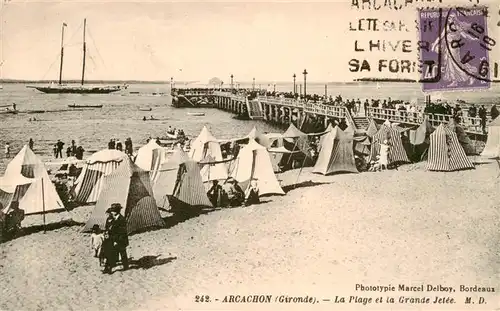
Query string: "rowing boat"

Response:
xmin=139 ymin=107 xmax=152 ymax=111
xmin=187 ymin=112 xmax=205 ymax=116
xmin=68 ymin=104 xmax=103 ymax=108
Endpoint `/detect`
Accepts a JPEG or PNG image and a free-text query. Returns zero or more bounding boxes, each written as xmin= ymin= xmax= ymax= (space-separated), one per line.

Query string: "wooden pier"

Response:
xmin=172 ymin=88 xmax=487 ymax=138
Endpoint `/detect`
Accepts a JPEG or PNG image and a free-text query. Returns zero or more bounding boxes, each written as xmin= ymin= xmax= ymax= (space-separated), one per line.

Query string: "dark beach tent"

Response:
xmin=447 ymin=119 xmax=476 ymax=155
xmin=481 ymin=117 xmax=500 ymax=158
xmin=368 ymin=124 xmax=410 ymax=165
xmin=426 ymin=124 xmax=474 ymax=172
xmin=153 ymin=147 xmax=212 ymax=211
xmin=353 ymin=135 xmax=371 ymax=156
xmin=408 ymin=117 xmax=435 ymax=162
xmin=366 ymin=119 xmax=379 ymax=138
xmin=410 ymin=116 xmax=434 ymax=146
xmin=282 ymin=123 xmax=313 ymax=167
xmin=313 ymin=126 xmax=358 ymax=175
xmin=83 ymin=157 xmax=164 ymax=234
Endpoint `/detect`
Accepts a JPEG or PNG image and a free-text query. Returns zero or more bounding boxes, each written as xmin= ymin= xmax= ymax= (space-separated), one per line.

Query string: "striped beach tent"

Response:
xmin=481 ymin=117 xmax=500 ymax=158
xmin=366 ymin=119 xmax=379 ymax=138
xmin=313 ymin=126 xmax=358 ymax=175
xmin=427 ymin=124 xmax=474 ymax=172
xmin=447 ymin=119 xmax=476 ymax=155
xmin=369 ymin=124 xmax=410 ymax=165
xmin=153 ymin=147 xmax=212 ymax=211
xmin=72 ymin=149 xmax=128 ymax=203
xmin=0 ymin=145 xmax=64 ymax=215
xmin=83 ymin=157 xmax=164 ymax=234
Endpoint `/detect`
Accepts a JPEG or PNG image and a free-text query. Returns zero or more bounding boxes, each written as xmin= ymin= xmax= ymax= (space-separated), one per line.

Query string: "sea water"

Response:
xmin=1 ymin=82 xmax=499 ymax=173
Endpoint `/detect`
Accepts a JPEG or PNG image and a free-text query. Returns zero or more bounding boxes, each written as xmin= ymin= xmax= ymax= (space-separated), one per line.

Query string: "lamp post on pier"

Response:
xmin=170 ymin=77 xmax=173 ymax=89
xmin=253 ymin=78 xmax=255 ymax=91
xmin=293 ymin=73 xmax=296 ymax=94
xmin=230 ymin=74 xmax=234 ymax=90
xmin=302 ymin=69 xmax=308 ymax=97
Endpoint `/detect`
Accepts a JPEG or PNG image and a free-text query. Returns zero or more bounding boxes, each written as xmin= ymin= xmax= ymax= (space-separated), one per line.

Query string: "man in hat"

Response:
xmin=105 ymin=203 xmax=129 ymax=272
xmin=223 ymin=178 xmax=245 ymax=207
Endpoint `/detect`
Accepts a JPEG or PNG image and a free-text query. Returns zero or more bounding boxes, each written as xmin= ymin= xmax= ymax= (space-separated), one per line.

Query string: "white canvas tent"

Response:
xmin=0 ymin=145 xmax=64 ymax=215
xmin=134 ymin=140 xmax=169 ymax=182
xmin=189 ymin=126 xmax=228 ymax=182
xmin=230 ymin=139 xmax=284 ymax=196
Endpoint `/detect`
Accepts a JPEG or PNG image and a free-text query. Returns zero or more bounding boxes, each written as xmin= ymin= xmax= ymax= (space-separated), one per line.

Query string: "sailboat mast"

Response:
xmin=58 ymin=23 xmax=67 ymax=85
xmin=81 ymin=18 xmax=87 ymax=86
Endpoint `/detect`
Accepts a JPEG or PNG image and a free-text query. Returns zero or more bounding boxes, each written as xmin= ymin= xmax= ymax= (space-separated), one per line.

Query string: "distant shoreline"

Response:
xmin=0 ymin=79 xmax=416 ymax=85
xmin=0 ymin=79 xmax=170 ymax=85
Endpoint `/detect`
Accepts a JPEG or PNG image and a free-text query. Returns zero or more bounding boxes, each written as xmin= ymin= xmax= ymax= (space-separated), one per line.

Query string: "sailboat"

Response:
xmin=27 ymin=19 xmax=122 ymax=94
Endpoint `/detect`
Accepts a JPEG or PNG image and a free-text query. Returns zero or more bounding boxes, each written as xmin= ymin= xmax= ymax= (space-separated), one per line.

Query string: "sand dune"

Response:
xmin=1 ymin=160 xmax=499 ymax=311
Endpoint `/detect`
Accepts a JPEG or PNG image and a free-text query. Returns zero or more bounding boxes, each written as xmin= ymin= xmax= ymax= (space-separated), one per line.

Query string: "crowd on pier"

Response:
xmin=227 ymin=87 xmax=496 ymax=134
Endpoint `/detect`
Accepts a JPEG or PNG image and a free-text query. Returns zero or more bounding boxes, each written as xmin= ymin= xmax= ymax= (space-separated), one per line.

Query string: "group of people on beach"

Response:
xmin=90 ymin=203 xmax=129 ymax=274
xmin=207 ymin=178 xmax=260 ymax=208
xmin=107 ymin=138 xmax=134 ymax=155
xmin=51 ymin=140 xmax=85 ymax=160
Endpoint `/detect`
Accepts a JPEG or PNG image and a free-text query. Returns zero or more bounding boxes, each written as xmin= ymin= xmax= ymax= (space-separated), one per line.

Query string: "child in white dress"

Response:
xmin=90 ymin=225 xmax=105 ymax=267
xmin=379 ymin=139 xmax=390 ymax=170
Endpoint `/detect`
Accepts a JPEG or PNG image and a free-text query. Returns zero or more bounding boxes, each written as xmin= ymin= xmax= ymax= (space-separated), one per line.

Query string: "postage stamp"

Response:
xmin=419 ymin=7 xmax=492 ymax=92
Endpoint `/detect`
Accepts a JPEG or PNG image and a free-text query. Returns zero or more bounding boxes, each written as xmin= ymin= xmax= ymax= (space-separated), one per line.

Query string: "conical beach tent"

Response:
xmin=283 ymin=123 xmax=306 ymax=138
xmin=153 ymin=147 xmax=212 ymax=210
xmin=0 ymin=145 xmax=64 ymax=215
xmin=189 ymin=125 xmax=217 ymax=160
xmin=230 ymin=139 xmax=284 ymax=195
xmin=447 ymin=119 xmax=475 ymax=155
xmin=313 ymin=127 xmax=359 ymax=175
xmin=247 ymin=126 xmax=270 ymax=147
xmin=83 ymin=157 xmax=164 ymax=234
xmin=134 ymin=140 xmax=168 ymax=171
xmin=369 ymin=124 xmax=410 ymax=165
xmin=411 ymin=117 xmax=434 ymax=146
xmin=481 ymin=117 xmax=500 ymax=158
xmin=366 ymin=119 xmax=379 ymax=138
xmin=189 ymin=126 xmax=228 ymax=182
xmin=73 ymin=149 xmax=128 ymax=203
xmin=427 ymin=124 xmax=474 ymax=171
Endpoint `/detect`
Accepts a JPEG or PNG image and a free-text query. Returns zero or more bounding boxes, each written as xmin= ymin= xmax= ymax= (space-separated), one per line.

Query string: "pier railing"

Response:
xmin=212 ymin=91 xmax=485 ymax=134
xmin=366 ymin=107 xmax=484 ymax=134
xmin=304 ymin=102 xmax=347 ymax=118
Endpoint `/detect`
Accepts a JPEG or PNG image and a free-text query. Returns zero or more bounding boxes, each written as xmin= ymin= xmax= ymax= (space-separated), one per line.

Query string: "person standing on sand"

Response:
xmin=56 ymin=140 xmax=64 ymax=158
xmin=379 ymin=139 xmax=390 ymax=171
xmin=105 ymin=203 xmax=129 ymax=272
xmin=4 ymin=142 xmax=10 ymax=158
xmin=116 ymin=140 xmax=123 ymax=152
xmin=28 ymin=139 xmax=34 ymax=150
xmin=90 ymin=224 xmax=105 ymax=267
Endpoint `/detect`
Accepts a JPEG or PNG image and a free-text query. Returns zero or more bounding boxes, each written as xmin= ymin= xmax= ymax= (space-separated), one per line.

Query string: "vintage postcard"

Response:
xmin=0 ymin=0 xmax=499 ymax=310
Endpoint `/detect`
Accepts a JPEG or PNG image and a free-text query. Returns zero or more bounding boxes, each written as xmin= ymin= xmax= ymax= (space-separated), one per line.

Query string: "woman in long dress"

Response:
xmin=431 ymin=11 xmax=481 ymax=87
xmin=379 ymin=139 xmax=390 ymax=170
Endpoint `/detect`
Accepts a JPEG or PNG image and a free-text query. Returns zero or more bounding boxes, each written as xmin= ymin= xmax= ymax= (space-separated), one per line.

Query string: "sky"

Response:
xmin=0 ymin=0 xmax=498 ymax=83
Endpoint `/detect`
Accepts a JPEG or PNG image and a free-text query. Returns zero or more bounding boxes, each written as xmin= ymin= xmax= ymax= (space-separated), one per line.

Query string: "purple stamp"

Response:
xmin=418 ymin=7 xmax=493 ymax=91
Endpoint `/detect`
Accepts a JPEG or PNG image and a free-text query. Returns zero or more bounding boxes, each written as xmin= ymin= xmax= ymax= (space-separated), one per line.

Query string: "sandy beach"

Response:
xmin=1 ymin=157 xmax=499 ymax=311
